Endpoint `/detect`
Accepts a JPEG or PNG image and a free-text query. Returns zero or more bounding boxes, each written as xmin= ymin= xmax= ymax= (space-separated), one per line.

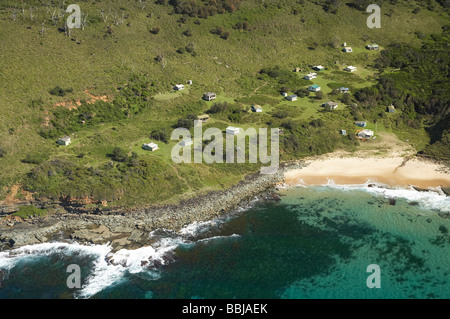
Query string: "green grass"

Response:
xmin=0 ymin=0 xmax=448 ymax=205
xmin=12 ymin=205 xmax=48 ymax=219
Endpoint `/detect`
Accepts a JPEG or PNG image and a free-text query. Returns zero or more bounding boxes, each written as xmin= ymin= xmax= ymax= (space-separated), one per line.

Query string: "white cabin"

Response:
xmin=357 ymin=129 xmax=374 ymax=139
xmin=344 ymin=66 xmax=357 ymax=72
xmin=143 ymin=142 xmax=159 ymax=151
xmin=57 ymin=136 xmax=71 ymax=146
xmin=286 ymin=95 xmax=298 ymax=101
xmin=226 ymin=126 xmax=240 ymax=135
xmin=304 ymin=73 xmax=317 ymax=80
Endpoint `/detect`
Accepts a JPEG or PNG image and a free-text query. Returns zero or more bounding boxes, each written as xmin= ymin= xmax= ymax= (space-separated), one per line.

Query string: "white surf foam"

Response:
xmin=0 ymin=242 xmax=111 ymax=270
xmin=178 ymin=220 xmax=219 ymax=237
xmin=197 ymin=234 xmax=241 ymax=243
xmin=76 ymin=235 xmax=188 ymax=299
xmin=311 ymin=181 xmax=450 ymax=213
xmin=0 ymin=216 xmax=246 ymax=298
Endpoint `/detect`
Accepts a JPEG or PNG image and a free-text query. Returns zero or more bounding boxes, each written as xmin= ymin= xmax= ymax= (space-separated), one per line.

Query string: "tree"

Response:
xmin=296 ymin=88 xmax=310 ymax=98
xmin=207 ymin=102 xmax=228 ymax=114
xmin=151 ymin=128 xmax=169 ymax=144
xmin=330 ymin=88 xmax=340 ymax=95
xmin=111 ymin=147 xmax=128 ymax=162
xmin=341 ymin=93 xmax=352 ymax=104
xmin=176 ymin=114 xmax=197 ymax=128
xmin=315 ymin=90 xmax=324 ymax=100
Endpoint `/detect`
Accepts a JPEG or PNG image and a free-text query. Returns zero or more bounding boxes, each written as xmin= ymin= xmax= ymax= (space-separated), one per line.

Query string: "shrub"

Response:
xmin=111 ymin=147 xmax=128 ymax=162
xmin=315 ymin=91 xmax=324 ymax=100
xmin=29 ymin=99 xmax=44 ymax=108
xmin=182 ymin=29 xmax=193 ymax=37
xmin=341 ymin=93 xmax=352 ymax=104
xmin=176 ymin=114 xmax=198 ymax=129
xmin=185 ymin=43 xmax=195 ymax=53
xmin=228 ymin=112 xmax=242 ymax=123
xmin=12 ymin=206 xmax=47 ymax=219
xmin=207 ymin=102 xmax=229 ymax=114
xmin=150 ymin=27 xmax=160 ymax=34
xmin=22 ymin=153 xmax=47 ymax=164
xmin=272 ymin=109 xmax=290 ymax=119
xmin=296 ymin=88 xmax=310 ymax=98
xmin=221 ymin=31 xmax=231 ymax=40
xmin=234 ymin=21 xmax=251 ymax=31
xmin=309 ymin=118 xmax=325 ymax=127
xmin=178 ymin=15 xmax=189 ymax=24
xmin=211 ymin=26 xmax=225 ymax=36
xmin=151 ymin=128 xmax=169 ymax=144
xmin=49 ymin=86 xmax=72 ymax=97
xmin=234 ymin=22 xmax=243 ymax=30
xmin=158 ymin=0 xmax=242 ymax=18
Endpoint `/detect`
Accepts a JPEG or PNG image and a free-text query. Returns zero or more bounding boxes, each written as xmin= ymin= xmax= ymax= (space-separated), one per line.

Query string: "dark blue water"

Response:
xmin=1 ymin=186 xmax=449 ymax=299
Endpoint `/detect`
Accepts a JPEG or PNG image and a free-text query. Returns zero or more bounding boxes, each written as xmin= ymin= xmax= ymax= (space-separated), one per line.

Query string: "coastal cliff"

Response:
xmin=0 ymin=161 xmax=305 ymax=252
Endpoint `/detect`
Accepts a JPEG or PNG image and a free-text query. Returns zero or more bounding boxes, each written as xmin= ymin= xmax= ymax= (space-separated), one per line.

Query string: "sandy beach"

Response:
xmin=285 ymin=153 xmax=450 ymax=189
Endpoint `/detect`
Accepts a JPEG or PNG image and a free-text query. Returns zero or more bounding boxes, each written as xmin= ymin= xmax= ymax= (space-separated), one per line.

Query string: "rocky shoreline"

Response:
xmin=0 ymin=161 xmax=306 ymax=252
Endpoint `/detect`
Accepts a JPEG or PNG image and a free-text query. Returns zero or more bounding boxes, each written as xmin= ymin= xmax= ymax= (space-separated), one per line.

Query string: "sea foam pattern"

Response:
xmin=0 ymin=217 xmax=241 ymax=299
xmin=315 ymin=180 xmax=450 ymax=213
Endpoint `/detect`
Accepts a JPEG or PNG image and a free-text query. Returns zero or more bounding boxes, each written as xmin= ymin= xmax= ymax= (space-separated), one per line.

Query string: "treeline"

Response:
xmin=157 ymin=0 xmax=242 ymax=18
xmin=309 ymin=0 xmax=449 ymax=13
xmin=354 ymin=29 xmax=450 ymax=159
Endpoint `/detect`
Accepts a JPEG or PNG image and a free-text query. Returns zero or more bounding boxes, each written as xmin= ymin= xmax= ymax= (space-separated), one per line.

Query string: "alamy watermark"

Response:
xmin=66 ymin=4 xmax=82 ymax=29
xmin=170 ymin=121 xmax=279 ymax=175
xmin=367 ymin=4 xmax=381 ymax=29
xmin=366 ymin=264 xmax=381 ymax=288
xmin=66 ymin=264 xmax=81 ymax=289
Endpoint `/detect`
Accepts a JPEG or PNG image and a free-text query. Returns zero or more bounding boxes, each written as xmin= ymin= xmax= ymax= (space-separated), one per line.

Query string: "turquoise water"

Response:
xmin=0 ymin=186 xmax=449 ymax=299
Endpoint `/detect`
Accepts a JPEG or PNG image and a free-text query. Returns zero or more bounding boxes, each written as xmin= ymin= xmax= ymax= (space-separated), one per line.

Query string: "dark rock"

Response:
xmin=441 ymin=187 xmax=450 ymax=197
xmin=0 ymin=161 xmax=307 ymax=252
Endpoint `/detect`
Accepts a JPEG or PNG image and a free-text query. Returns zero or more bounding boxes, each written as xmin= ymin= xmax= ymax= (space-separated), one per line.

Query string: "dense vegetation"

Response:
xmin=39 ymin=75 xmax=157 ymax=139
xmin=157 ymin=0 xmax=242 ymax=18
xmin=355 ymin=29 xmax=450 ymax=159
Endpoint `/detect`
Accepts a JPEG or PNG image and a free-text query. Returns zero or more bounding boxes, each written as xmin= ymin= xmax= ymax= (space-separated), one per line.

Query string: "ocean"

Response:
xmin=0 ymin=184 xmax=449 ymax=299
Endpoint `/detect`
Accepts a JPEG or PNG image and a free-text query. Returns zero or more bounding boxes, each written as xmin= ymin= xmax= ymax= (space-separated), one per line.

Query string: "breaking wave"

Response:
xmin=308 ymin=180 xmax=450 ymax=213
xmin=0 ymin=217 xmax=243 ymax=299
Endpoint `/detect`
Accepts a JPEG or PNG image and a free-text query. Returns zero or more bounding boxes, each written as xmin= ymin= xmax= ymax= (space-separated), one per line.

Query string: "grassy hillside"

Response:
xmin=0 ymin=0 xmax=448 ymax=207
